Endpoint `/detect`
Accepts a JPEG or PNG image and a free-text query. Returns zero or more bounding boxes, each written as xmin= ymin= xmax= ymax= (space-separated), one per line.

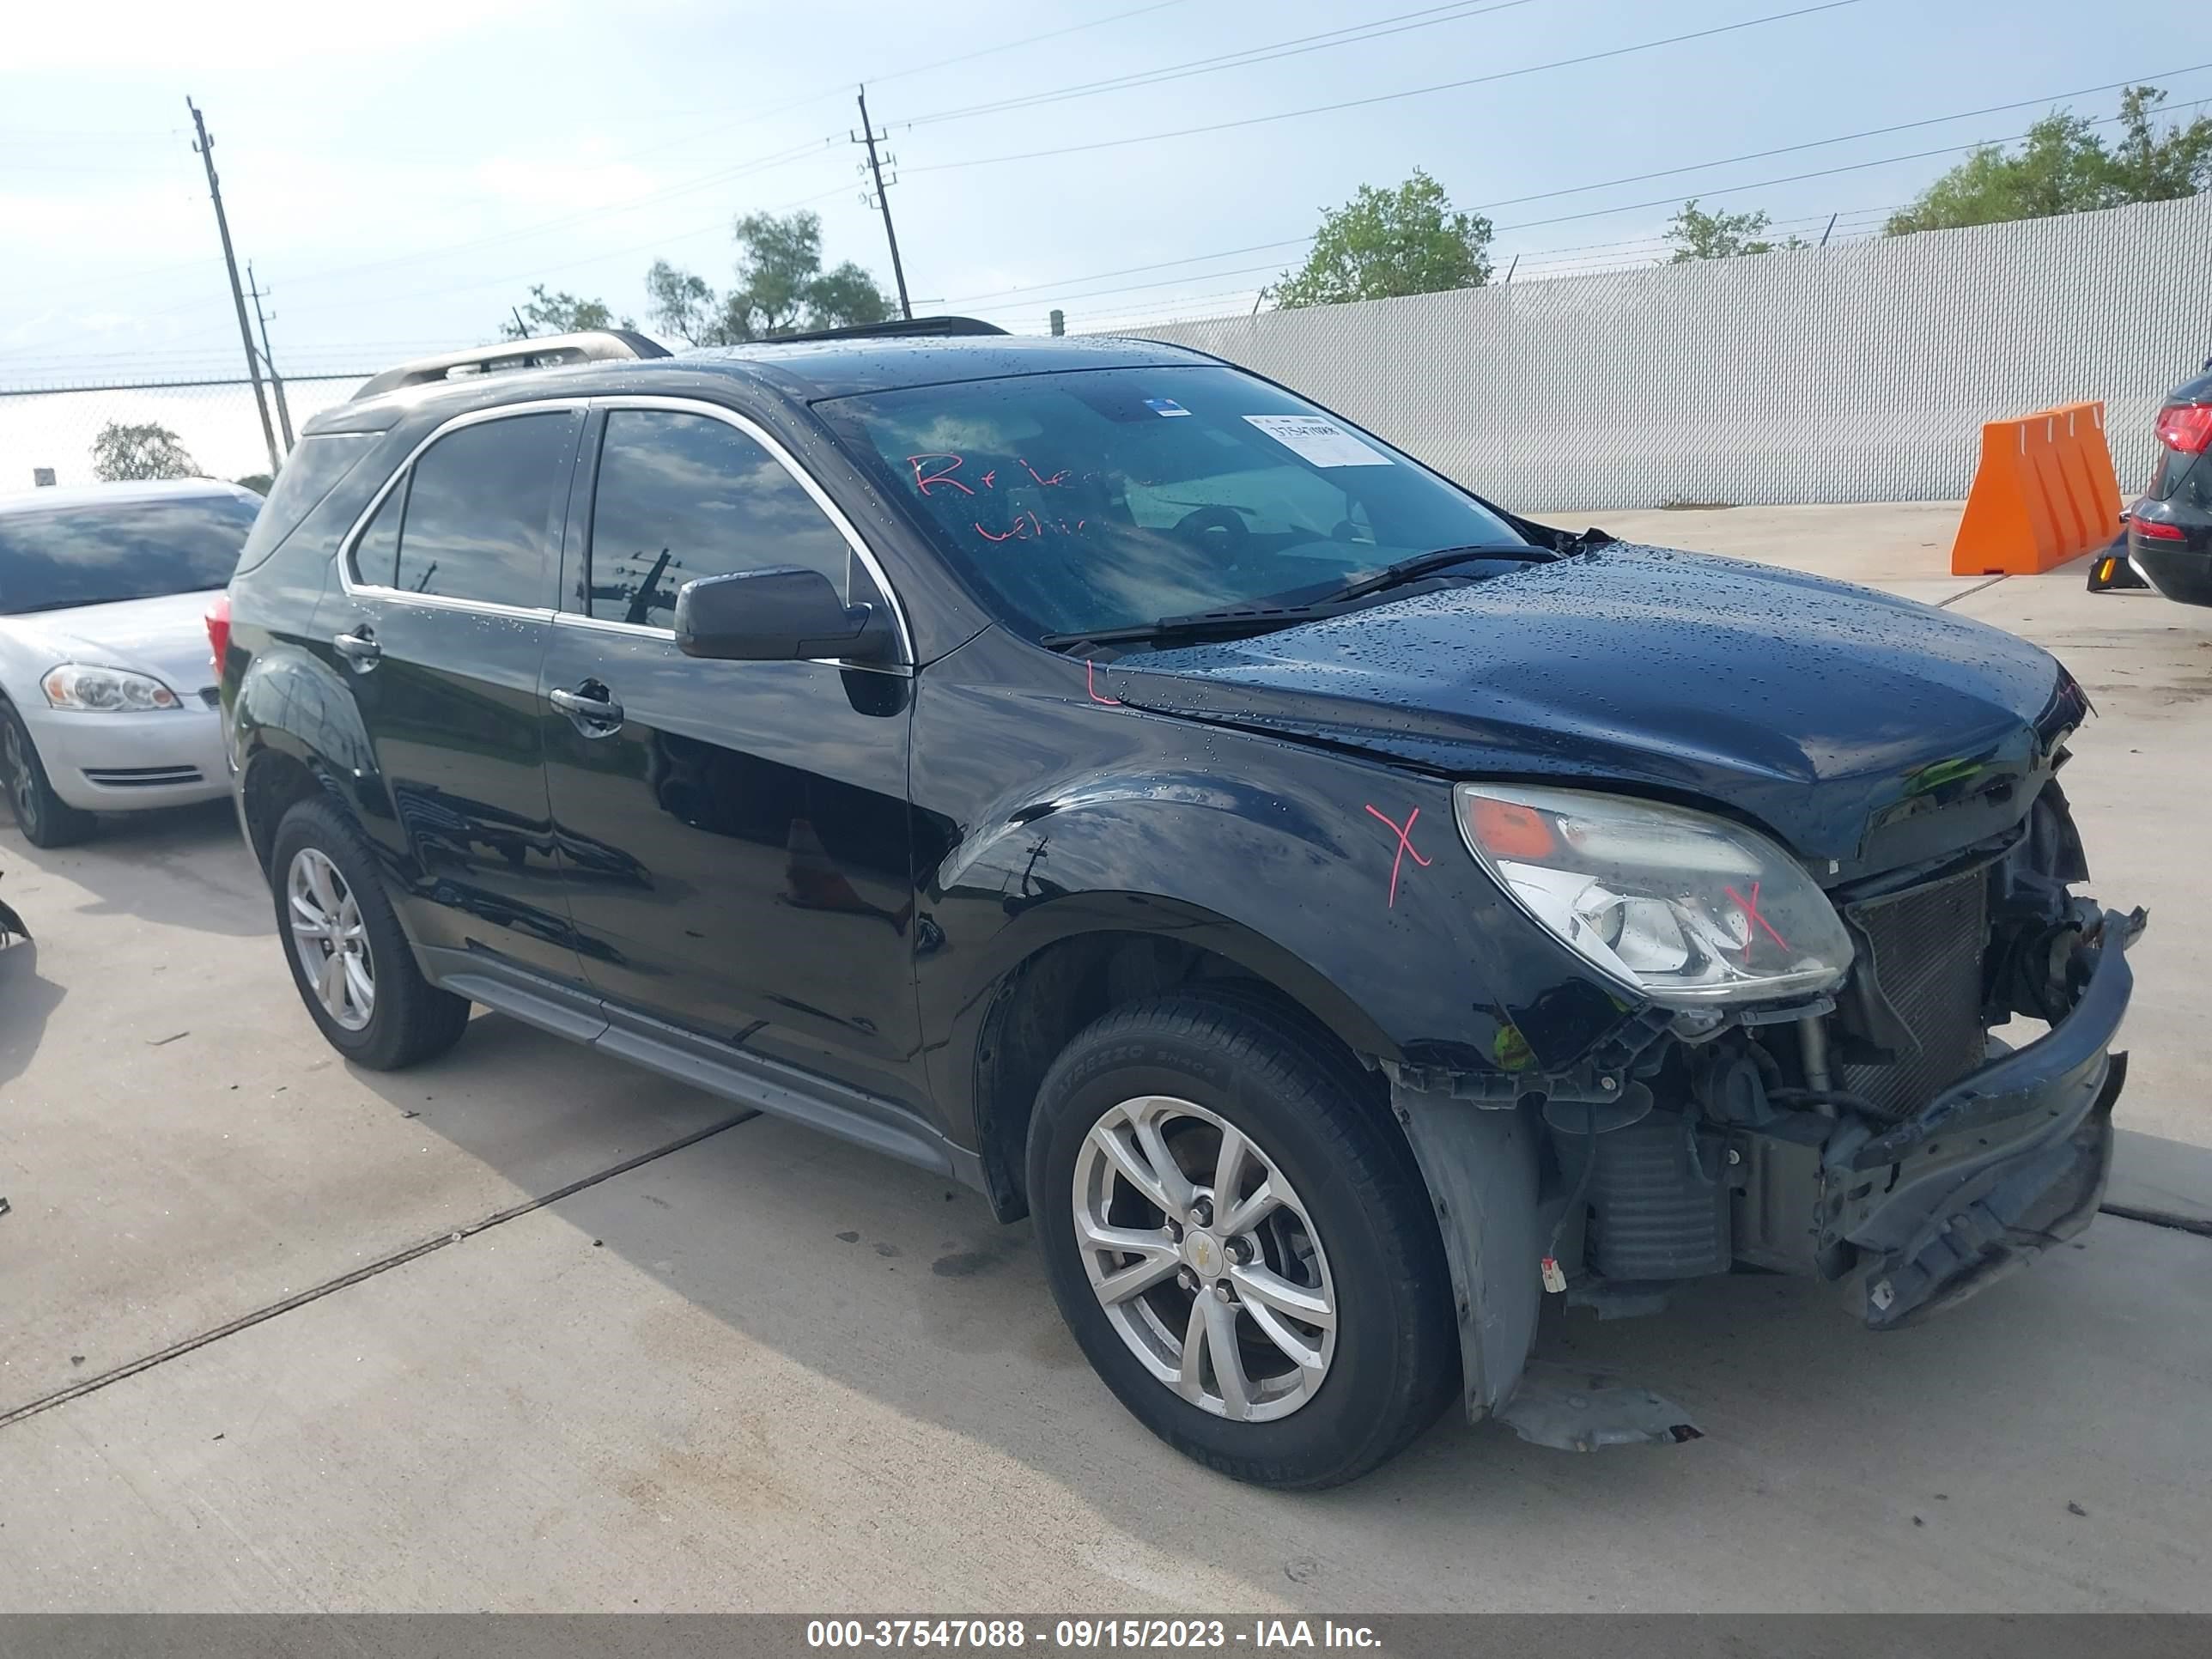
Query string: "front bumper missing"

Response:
xmin=1835 ymin=908 xmax=2136 ymax=1332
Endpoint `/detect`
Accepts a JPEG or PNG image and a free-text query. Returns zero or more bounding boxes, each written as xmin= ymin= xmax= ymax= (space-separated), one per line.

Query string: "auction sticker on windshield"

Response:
xmin=1243 ymin=413 xmax=1393 ymax=468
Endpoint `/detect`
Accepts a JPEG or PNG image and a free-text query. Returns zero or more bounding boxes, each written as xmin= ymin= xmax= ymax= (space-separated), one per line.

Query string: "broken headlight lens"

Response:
xmin=1453 ymin=782 xmax=1852 ymax=1006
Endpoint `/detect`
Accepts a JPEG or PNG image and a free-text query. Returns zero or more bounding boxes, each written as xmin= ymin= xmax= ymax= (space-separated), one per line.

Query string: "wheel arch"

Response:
xmin=965 ymin=901 xmax=1400 ymax=1223
xmin=231 ymin=643 xmax=392 ymax=877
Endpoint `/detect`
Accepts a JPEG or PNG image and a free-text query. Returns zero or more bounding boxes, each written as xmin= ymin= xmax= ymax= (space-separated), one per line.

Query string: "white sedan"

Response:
xmin=0 ymin=478 xmax=258 ymax=848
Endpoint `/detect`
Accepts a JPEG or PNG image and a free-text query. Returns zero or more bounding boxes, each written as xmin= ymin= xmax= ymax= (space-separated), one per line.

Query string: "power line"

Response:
xmin=902 ymin=0 xmax=1541 ymax=131
xmin=276 ymin=137 xmax=842 ymax=290
xmin=599 ymin=0 xmax=1194 ymax=159
xmin=270 ymin=183 xmax=857 ymax=320
xmin=933 ymin=65 xmax=2204 ymax=312
xmin=905 ymin=1 xmax=1870 ymax=175
xmin=1486 ymin=110 xmax=2148 ymax=235
xmin=1469 ymin=64 xmax=2212 ymax=211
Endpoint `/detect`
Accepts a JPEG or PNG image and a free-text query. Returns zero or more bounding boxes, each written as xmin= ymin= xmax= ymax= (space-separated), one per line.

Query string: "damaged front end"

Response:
xmin=1390 ymin=774 xmax=2141 ymax=1449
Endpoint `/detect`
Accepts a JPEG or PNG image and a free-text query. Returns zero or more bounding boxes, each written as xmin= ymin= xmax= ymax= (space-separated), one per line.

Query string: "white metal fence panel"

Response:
xmin=1124 ymin=194 xmax=2212 ymax=510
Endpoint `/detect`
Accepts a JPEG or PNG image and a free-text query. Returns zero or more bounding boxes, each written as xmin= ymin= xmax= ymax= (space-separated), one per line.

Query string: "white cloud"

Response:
xmin=6 ymin=0 xmax=534 ymax=71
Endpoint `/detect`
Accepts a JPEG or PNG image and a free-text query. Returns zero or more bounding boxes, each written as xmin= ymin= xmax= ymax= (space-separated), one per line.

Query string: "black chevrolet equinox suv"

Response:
xmin=218 ymin=321 xmax=2141 ymax=1487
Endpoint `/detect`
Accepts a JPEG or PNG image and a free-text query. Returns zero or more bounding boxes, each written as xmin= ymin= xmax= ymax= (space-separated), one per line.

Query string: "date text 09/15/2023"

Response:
xmin=805 ymin=1619 xmax=1384 ymax=1650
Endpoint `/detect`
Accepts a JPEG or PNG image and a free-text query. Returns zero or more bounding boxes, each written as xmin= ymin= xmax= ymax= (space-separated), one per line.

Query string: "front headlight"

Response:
xmin=1454 ymin=782 xmax=1852 ymax=1006
xmin=41 ymin=664 xmax=182 ymax=712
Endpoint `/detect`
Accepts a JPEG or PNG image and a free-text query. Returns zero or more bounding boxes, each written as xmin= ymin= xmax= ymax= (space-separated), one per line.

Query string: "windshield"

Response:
xmin=819 ymin=365 xmax=1525 ymax=640
xmin=0 ymin=493 xmax=259 ymax=616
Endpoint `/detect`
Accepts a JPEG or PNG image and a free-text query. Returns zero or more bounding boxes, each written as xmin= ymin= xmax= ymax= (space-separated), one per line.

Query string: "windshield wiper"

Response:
xmin=1326 ymin=543 xmax=1557 ymax=605
xmin=1040 ymin=603 xmax=1338 ymax=653
xmin=1037 ymin=544 xmax=1562 ymax=654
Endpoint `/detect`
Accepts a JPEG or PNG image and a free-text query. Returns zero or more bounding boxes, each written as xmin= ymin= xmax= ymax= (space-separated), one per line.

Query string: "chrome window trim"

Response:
xmin=335 ymin=399 xmax=587 ymax=619
xmin=565 ymin=394 xmax=915 ymax=670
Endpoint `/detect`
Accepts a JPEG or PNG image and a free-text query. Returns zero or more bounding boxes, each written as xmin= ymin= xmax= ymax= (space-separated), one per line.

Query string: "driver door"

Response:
xmin=538 ymin=401 xmax=930 ymax=1120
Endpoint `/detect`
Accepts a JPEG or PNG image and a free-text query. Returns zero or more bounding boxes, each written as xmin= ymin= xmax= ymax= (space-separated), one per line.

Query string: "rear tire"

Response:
xmin=1029 ymin=989 xmax=1458 ymax=1489
xmin=269 ymin=797 xmax=471 ymax=1070
xmin=0 ymin=702 xmax=97 ymax=849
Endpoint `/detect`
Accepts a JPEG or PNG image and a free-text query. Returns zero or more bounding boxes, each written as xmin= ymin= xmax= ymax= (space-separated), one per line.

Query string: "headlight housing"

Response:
xmin=1454 ymin=782 xmax=1852 ymax=1006
xmin=41 ymin=664 xmax=182 ymax=712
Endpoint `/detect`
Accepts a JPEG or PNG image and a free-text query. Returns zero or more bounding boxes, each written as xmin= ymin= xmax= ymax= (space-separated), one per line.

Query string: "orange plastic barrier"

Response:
xmin=1951 ymin=401 xmax=2124 ymax=576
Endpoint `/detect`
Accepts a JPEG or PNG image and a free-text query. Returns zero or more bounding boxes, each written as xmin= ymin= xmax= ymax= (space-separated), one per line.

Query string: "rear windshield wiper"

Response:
xmin=1325 ymin=543 xmax=1558 ymax=605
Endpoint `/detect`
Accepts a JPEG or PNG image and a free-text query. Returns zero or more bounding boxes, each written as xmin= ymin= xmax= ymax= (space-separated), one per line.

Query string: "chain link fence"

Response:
xmin=0 ymin=373 xmax=374 ymax=494
xmin=1130 ymin=193 xmax=2212 ymax=510
xmin=12 ymin=194 xmax=2206 ymax=511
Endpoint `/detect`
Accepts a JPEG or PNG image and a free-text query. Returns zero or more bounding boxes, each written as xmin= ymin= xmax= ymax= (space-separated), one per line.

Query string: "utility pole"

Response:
xmin=853 ymin=87 xmax=912 ymax=320
xmin=1819 ymin=212 xmax=1838 ymax=249
xmin=247 ymin=263 xmax=294 ymax=454
xmin=187 ymin=97 xmax=281 ymax=477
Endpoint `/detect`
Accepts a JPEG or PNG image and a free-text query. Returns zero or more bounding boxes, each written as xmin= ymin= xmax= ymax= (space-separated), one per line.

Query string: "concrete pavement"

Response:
xmin=1 ymin=506 xmax=2207 ymax=1612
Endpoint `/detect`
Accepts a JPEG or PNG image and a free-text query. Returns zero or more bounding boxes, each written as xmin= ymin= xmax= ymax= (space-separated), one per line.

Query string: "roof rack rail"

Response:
xmin=351 ymin=330 xmax=671 ymax=401
xmin=766 ymin=315 xmax=1008 ymax=344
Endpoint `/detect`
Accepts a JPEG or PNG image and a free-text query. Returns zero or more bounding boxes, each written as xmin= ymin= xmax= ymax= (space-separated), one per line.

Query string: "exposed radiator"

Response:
xmin=1841 ymin=868 xmax=1990 ymax=1120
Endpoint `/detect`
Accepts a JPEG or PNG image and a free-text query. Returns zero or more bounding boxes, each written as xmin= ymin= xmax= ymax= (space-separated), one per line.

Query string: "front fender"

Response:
xmin=914 ymin=652 xmax=1649 ymax=1131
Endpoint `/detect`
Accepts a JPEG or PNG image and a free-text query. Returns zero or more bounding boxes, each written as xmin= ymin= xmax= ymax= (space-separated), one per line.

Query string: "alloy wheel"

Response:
xmin=287 ymin=847 xmax=374 ymax=1031
xmin=1071 ymin=1094 xmax=1337 ymax=1422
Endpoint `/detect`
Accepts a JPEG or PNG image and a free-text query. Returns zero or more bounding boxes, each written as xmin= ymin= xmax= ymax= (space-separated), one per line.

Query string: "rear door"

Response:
xmin=538 ymin=398 xmax=929 ymax=1118
xmin=325 ymin=404 xmax=588 ymax=986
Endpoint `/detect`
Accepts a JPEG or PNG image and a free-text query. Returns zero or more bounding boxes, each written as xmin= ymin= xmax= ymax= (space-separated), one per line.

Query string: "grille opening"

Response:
xmin=1840 ymin=867 xmax=1990 ymax=1120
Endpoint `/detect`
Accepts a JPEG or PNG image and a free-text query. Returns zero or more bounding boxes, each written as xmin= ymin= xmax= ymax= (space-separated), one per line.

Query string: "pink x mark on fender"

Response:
xmin=1364 ymin=803 xmax=1432 ymax=908
xmin=1723 ymin=880 xmax=1790 ymax=963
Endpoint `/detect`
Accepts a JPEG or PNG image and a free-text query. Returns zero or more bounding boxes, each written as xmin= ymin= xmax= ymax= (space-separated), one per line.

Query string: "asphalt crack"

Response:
xmin=0 ymin=1109 xmax=761 ymax=1433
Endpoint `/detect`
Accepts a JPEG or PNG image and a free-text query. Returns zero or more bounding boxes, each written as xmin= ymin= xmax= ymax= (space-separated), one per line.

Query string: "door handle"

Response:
xmin=550 ymin=683 xmax=623 ymax=733
xmin=332 ymin=628 xmax=381 ymax=672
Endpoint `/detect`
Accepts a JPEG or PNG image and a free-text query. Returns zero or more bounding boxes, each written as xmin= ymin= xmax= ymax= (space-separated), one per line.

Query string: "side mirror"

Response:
xmin=673 ymin=567 xmax=894 ymax=664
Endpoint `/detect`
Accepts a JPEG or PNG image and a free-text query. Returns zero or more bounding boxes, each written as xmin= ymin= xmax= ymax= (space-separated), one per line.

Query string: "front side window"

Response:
xmin=0 ymin=492 xmax=261 ymax=616
xmin=817 ymin=365 xmax=1525 ymax=641
xmin=581 ymin=409 xmax=852 ymax=627
xmin=382 ymin=412 xmax=572 ymax=606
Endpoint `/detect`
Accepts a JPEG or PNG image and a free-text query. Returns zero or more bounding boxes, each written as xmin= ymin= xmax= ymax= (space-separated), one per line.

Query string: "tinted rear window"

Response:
xmin=0 ymin=494 xmax=261 ymax=616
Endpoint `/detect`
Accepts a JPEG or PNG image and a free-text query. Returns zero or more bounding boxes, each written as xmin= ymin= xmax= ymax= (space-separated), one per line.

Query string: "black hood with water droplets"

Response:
xmin=1106 ymin=545 xmax=2079 ymax=872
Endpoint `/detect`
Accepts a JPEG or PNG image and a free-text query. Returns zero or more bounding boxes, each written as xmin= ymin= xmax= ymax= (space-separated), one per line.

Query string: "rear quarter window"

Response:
xmin=233 ymin=433 xmax=381 ymax=574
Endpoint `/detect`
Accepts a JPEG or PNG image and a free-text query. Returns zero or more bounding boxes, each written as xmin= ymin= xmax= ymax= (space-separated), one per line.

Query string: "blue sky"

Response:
xmin=3 ymin=0 xmax=2209 ymax=386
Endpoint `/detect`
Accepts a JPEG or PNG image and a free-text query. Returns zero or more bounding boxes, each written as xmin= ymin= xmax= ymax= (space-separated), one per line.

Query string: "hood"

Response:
xmin=1115 ymin=545 xmax=2078 ymax=872
xmin=0 ymin=588 xmax=222 ymax=701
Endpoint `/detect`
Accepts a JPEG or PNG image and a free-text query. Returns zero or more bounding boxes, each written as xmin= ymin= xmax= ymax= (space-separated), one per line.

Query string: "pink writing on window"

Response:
xmin=908 ymin=453 xmax=973 ymax=497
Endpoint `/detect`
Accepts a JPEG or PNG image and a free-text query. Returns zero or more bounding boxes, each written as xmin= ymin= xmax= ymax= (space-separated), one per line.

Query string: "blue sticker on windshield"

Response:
xmin=1144 ymin=397 xmax=1192 ymax=417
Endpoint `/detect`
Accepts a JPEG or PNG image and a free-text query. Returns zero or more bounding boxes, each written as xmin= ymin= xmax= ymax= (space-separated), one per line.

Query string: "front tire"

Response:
xmin=269 ymin=798 xmax=471 ymax=1070
xmin=1029 ymin=990 xmax=1458 ymax=1489
xmin=0 ymin=702 xmax=96 ymax=848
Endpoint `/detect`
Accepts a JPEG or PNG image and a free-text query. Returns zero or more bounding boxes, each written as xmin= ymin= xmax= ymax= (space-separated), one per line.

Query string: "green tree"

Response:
xmin=500 ymin=283 xmax=634 ymax=340
xmin=2108 ymin=84 xmax=2212 ymax=202
xmin=90 ymin=421 xmax=198 ymax=482
xmin=1270 ymin=170 xmax=1492 ymax=309
xmin=1664 ymin=198 xmax=1804 ymax=261
xmin=647 ymin=210 xmax=891 ymax=345
xmin=1886 ymin=85 xmax=2211 ymax=234
xmin=234 ymin=472 xmax=273 ymax=495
